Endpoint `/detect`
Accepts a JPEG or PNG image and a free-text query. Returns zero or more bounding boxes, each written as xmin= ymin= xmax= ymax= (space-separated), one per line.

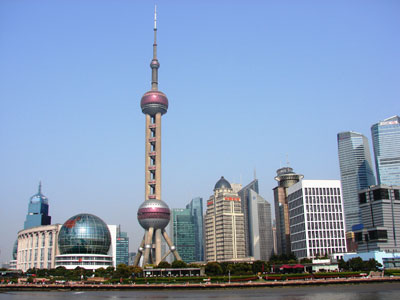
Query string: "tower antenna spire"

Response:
xmin=38 ymin=181 xmax=42 ymax=194
xmin=151 ymin=4 xmax=159 ymax=91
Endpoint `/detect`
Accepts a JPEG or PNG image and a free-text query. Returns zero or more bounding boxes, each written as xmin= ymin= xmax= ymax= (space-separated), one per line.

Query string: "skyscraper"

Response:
xmin=133 ymin=7 xmax=181 ymax=266
xmin=337 ymin=131 xmax=376 ymax=232
xmin=24 ymin=182 xmax=51 ymax=230
xmin=273 ymin=167 xmax=303 ymax=255
xmin=116 ymin=225 xmax=129 ymax=266
xmin=356 ymin=185 xmax=400 ymax=253
xmin=171 ymin=208 xmax=196 ymax=263
xmin=186 ymin=197 xmax=204 ymax=262
xmin=238 ymin=179 xmax=273 ymax=261
xmin=287 ymin=180 xmax=347 ymax=259
xmin=371 ymin=115 xmax=400 ymax=186
xmin=205 ymin=177 xmax=246 ymax=262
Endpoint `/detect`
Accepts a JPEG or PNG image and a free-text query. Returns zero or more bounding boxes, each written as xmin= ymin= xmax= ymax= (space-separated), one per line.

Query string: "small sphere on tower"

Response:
xmin=137 ymin=199 xmax=170 ymax=230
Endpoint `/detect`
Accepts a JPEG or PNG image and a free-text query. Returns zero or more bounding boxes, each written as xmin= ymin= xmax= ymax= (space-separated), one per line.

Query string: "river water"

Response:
xmin=1 ymin=282 xmax=400 ymax=300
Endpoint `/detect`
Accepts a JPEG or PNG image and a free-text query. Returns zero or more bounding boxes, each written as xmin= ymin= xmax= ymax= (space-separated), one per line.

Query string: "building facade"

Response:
xmin=355 ymin=185 xmax=400 ymax=253
xmin=238 ymin=179 xmax=273 ymax=261
xmin=337 ymin=131 xmax=376 ymax=232
xmin=273 ymin=167 xmax=303 ymax=255
xmin=171 ymin=208 xmax=196 ymax=263
xmin=16 ymin=224 xmax=62 ymax=272
xmin=205 ymin=177 xmax=246 ymax=262
xmin=24 ymin=183 xmax=51 ymax=230
xmin=186 ymin=197 xmax=204 ymax=262
xmin=287 ymin=180 xmax=347 ymax=259
xmin=371 ymin=115 xmax=400 ymax=186
xmin=116 ymin=225 xmax=129 ymax=266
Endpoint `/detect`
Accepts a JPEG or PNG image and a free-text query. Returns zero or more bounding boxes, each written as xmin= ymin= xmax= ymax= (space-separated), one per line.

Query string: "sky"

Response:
xmin=0 ymin=0 xmax=399 ymax=262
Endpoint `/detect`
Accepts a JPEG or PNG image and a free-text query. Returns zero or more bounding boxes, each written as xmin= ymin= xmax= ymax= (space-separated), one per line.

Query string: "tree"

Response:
xmin=171 ymin=260 xmax=187 ymax=268
xmin=205 ymin=262 xmax=223 ymax=275
xmin=95 ymin=267 xmax=107 ymax=278
xmin=347 ymin=257 xmax=364 ymax=271
xmin=114 ymin=264 xmax=131 ymax=278
xmin=252 ymin=260 xmax=267 ymax=274
xmin=157 ymin=261 xmax=171 ymax=268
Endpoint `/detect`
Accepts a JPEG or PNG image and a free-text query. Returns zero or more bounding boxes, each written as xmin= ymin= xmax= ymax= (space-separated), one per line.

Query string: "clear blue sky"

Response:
xmin=1 ymin=0 xmax=399 ymax=262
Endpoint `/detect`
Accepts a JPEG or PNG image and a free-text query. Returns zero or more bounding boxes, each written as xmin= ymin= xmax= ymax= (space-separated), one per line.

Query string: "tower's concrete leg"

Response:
xmin=133 ymin=235 xmax=146 ymax=266
xmin=162 ymin=229 xmax=182 ymax=261
xmin=155 ymin=228 xmax=162 ymax=265
xmin=143 ymin=227 xmax=154 ymax=265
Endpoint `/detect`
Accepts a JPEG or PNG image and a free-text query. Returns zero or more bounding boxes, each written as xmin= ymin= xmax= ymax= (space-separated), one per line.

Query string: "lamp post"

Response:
xmin=228 ymin=270 xmax=231 ymax=284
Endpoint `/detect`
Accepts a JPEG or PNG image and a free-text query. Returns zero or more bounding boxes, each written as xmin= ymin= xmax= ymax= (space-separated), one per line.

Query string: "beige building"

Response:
xmin=205 ymin=177 xmax=246 ymax=262
xmin=16 ymin=224 xmax=62 ymax=272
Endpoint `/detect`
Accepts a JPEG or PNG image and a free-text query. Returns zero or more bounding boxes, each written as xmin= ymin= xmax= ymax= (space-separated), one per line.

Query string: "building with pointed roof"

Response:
xmin=23 ymin=182 xmax=51 ymax=230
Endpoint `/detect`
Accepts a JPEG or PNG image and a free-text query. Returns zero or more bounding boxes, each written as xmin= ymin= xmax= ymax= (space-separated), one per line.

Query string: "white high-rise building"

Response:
xmin=287 ymin=180 xmax=347 ymax=259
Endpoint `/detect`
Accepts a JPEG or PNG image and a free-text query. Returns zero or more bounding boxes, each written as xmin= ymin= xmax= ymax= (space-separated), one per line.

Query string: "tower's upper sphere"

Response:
xmin=58 ymin=213 xmax=111 ymax=255
xmin=214 ymin=176 xmax=232 ymax=191
xmin=141 ymin=90 xmax=168 ymax=116
xmin=137 ymin=199 xmax=170 ymax=229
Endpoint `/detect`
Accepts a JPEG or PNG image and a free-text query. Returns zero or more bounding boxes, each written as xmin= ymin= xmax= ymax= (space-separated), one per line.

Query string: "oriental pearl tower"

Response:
xmin=133 ymin=7 xmax=181 ymax=267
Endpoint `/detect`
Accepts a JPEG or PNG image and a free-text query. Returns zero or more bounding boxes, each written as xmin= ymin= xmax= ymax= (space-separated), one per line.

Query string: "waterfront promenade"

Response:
xmin=1 ymin=276 xmax=400 ymax=291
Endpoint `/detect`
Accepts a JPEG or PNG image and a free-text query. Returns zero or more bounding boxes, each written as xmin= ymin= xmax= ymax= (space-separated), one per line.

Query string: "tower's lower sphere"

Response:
xmin=137 ymin=199 xmax=170 ymax=229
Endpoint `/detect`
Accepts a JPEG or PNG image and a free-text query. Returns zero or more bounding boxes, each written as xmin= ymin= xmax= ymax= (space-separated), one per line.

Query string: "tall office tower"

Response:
xmin=287 ymin=180 xmax=347 ymax=259
xmin=371 ymin=115 xmax=400 ymax=186
xmin=205 ymin=177 xmax=246 ymax=262
xmin=355 ymin=185 xmax=400 ymax=253
xmin=171 ymin=208 xmax=196 ymax=262
xmin=133 ymin=8 xmax=181 ymax=267
xmin=337 ymin=131 xmax=376 ymax=232
xmin=273 ymin=167 xmax=303 ymax=255
xmin=116 ymin=225 xmax=129 ymax=266
xmin=186 ymin=197 xmax=204 ymax=262
xmin=24 ymin=182 xmax=51 ymax=230
xmin=238 ymin=179 xmax=273 ymax=261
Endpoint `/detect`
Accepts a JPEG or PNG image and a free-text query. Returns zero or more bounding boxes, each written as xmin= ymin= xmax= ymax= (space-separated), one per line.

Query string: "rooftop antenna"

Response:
xmin=254 ymin=168 xmax=257 ymax=180
xmin=38 ymin=181 xmax=42 ymax=194
xmin=286 ymin=154 xmax=290 ymax=167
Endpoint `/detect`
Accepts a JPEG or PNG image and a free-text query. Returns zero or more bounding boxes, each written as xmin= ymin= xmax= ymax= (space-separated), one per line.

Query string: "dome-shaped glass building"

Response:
xmin=55 ymin=213 xmax=114 ymax=270
xmin=58 ymin=214 xmax=111 ymax=254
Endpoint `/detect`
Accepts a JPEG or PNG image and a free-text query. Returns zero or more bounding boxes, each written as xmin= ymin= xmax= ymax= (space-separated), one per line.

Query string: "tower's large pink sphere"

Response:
xmin=137 ymin=199 xmax=170 ymax=229
xmin=140 ymin=90 xmax=168 ymax=116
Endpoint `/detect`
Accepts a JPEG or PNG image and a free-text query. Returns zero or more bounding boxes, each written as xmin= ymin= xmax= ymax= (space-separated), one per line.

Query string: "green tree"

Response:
xmin=252 ymin=260 xmax=267 ymax=273
xmin=157 ymin=261 xmax=171 ymax=268
xmin=205 ymin=262 xmax=223 ymax=275
xmin=114 ymin=264 xmax=131 ymax=278
xmin=171 ymin=260 xmax=187 ymax=268
xmin=95 ymin=267 xmax=107 ymax=278
xmin=347 ymin=257 xmax=364 ymax=271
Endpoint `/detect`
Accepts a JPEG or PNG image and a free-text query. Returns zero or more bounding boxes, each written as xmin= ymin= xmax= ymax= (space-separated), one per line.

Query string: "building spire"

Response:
xmin=151 ymin=5 xmax=160 ymax=91
xmin=38 ymin=181 xmax=42 ymax=194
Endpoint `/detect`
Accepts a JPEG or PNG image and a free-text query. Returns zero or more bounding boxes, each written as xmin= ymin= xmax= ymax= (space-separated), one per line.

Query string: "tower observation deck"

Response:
xmin=133 ymin=7 xmax=181 ymax=267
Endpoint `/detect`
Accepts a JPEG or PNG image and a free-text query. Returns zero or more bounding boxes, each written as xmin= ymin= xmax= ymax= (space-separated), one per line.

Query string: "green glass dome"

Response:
xmin=58 ymin=213 xmax=111 ymax=255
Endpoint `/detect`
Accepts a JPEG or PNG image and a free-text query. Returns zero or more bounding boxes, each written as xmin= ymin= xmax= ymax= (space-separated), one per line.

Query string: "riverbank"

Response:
xmin=1 ymin=276 xmax=400 ymax=291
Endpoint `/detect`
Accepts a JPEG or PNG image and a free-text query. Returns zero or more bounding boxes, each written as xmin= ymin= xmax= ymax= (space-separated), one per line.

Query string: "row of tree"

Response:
xmin=18 ymin=256 xmax=383 ymax=280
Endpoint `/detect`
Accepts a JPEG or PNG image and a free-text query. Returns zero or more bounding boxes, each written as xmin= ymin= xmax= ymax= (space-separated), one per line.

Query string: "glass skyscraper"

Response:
xmin=171 ymin=208 xmax=196 ymax=263
xmin=371 ymin=115 xmax=400 ymax=186
xmin=337 ymin=131 xmax=376 ymax=232
xmin=24 ymin=182 xmax=51 ymax=230
xmin=116 ymin=225 xmax=129 ymax=266
xmin=186 ymin=197 xmax=204 ymax=262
